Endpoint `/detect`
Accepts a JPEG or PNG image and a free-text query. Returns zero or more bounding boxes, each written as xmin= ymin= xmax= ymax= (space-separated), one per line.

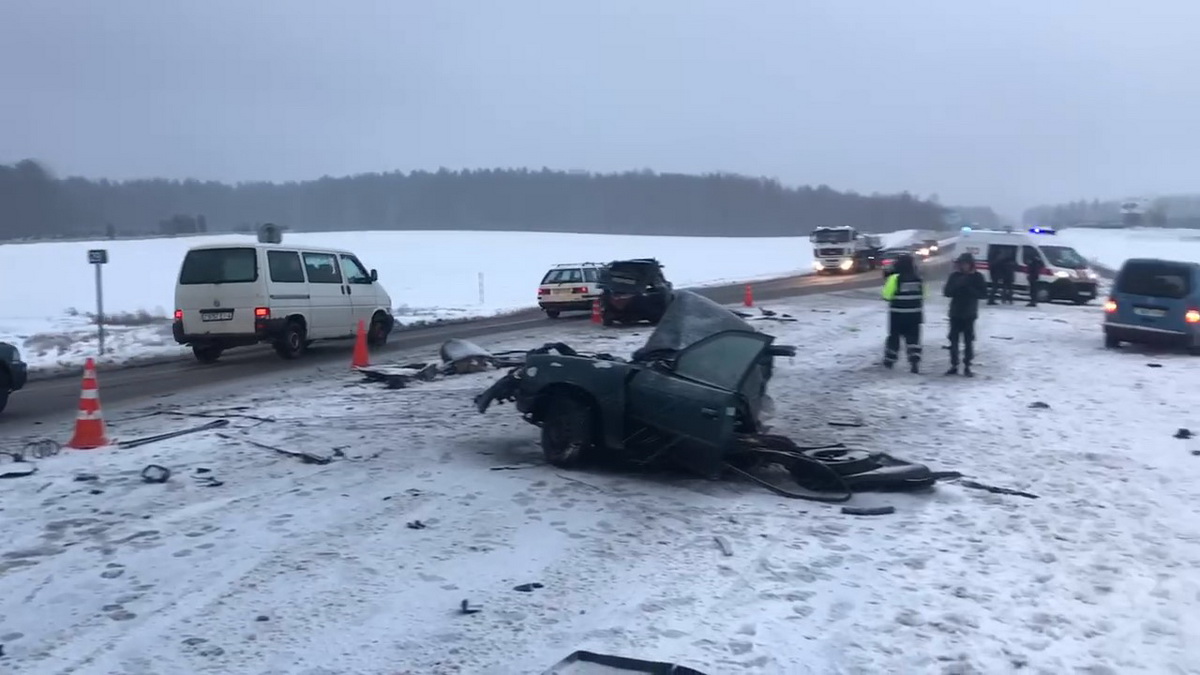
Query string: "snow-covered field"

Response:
xmin=3 ymin=288 xmax=1198 ymax=674
xmin=0 ymin=229 xmax=921 ymax=373
xmin=1059 ymin=226 xmax=1200 ymax=270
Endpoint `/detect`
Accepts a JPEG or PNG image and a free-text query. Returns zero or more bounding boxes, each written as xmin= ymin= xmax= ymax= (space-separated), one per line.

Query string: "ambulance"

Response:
xmin=957 ymin=227 xmax=1100 ymax=304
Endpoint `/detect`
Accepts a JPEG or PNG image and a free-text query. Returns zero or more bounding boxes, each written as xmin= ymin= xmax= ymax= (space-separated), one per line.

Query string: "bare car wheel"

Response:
xmin=540 ymin=394 xmax=598 ymax=468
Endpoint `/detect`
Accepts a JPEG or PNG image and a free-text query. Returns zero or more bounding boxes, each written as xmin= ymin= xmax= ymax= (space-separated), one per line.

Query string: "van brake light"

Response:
xmin=254 ymin=307 xmax=271 ymax=318
xmin=1186 ymin=309 xmax=1200 ymax=324
xmin=1103 ymin=299 xmax=1117 ymax=313
xmin=173 ymin=309 xmax=183 ymax=322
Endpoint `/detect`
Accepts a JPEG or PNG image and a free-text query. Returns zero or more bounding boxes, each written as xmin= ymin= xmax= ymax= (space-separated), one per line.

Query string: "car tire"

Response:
xmin=540 ymin=393 xmax=598 ymax=468
xmin=601 ymin=310 xmax=614 ymax=327
xmin=1104 ymin=333 xmax=1120 ymax=349
xmin=274 ymin=321 xmax=307 ymax=360
xmin=367 ymin=313 xmax=390 ymax=347
xmin=192 ymin=344 xmax=223 ymax=364
xmin=1036 ymin=284 xmax=1052 ymax=304
xmin=545 ymin=309 xmax=561 ymax=319
xmin=0 ymin=370 xmax=9 ymax=414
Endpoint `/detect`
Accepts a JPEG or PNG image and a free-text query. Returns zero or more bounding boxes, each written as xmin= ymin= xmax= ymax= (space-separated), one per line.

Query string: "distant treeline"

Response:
xmin=1025 ymin=195 xmax=1200 ymax=229
xmin=1 ymin=159 xmax=953 ymax=241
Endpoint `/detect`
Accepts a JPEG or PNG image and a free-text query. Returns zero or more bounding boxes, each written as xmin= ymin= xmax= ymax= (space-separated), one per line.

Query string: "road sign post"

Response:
xmin=87 ymin=249 xmax=109 ymax=356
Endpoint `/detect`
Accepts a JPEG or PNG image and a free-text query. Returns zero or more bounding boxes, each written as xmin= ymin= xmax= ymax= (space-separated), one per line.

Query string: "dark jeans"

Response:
xmin=948 ymin=316 xmax=976 ymax=366
xmin=1026 ymin=276 xmax=1039 ymax=306
xmin=884 ymin=314 xmax=922 ymax=365
xmin=989 ymin=275 xmax=1015 ymax=304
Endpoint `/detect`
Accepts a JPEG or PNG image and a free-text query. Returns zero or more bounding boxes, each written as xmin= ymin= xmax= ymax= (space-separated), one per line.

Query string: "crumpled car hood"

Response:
xmin=631 ymin=290 xmax=756 ymax=361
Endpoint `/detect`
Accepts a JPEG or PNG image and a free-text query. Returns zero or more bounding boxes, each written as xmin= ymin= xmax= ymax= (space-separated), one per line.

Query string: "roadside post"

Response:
xmin=478 ymin=272 xmax=485 ymax=305
xmin=87 ymin=248 xmax=109 ymax=356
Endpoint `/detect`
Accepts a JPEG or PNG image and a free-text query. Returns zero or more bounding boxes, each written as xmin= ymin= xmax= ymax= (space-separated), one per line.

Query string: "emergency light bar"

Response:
xmin=1029 ymin=227 xmax=1056 ymax=235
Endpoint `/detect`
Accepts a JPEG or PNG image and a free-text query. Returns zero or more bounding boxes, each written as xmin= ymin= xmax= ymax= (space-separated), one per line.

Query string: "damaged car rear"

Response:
xmin=475 ymin=290 xmax=950 ymax=500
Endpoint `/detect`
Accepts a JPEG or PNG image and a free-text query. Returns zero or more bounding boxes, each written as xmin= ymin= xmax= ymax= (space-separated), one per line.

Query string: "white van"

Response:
xmin=172 ymin=242 xmax=394 ymax=363
xmin=957 ymin=227 xmax=1100 ymax=304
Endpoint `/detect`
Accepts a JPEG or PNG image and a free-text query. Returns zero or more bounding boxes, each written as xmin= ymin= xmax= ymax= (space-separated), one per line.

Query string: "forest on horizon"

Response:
xmin=1 ymin=159 xmax=958 ymax=241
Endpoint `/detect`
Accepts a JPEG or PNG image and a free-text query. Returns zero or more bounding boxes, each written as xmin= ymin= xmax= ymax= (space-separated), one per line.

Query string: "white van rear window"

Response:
xmin=180 ymin=248 xmax=258 ymax=285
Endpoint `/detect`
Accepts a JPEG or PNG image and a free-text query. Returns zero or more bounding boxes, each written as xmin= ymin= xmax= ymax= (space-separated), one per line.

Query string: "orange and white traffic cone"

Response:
xmin=351 ymin=319 xmax=370 ymax=368
xmin=66 ymin=357 xmax=110 ymax=450
xmin=590 ymin=299 xmax=603 ymax=324
xmin=743 ymin=284 xmax=754 ymax=307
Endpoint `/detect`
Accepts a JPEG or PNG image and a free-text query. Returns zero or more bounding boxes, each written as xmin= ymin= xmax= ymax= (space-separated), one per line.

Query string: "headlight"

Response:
xmin=839 ymin=259 xmax=854 ymax=270
xmin=1054 ymin=270 xmax=1071 ymax=278
xmin=917 ymin=248 xmax=929 ymax=256
xmin=1086 ymin=270 xmax=1099 ymax=279
xmin=812 ymin=261 xmax=822 ymax=270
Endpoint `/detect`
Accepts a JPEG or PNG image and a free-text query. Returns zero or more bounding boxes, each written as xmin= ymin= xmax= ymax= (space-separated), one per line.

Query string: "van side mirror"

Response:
xmin=370 ymin=269 xmax=378 ymax=282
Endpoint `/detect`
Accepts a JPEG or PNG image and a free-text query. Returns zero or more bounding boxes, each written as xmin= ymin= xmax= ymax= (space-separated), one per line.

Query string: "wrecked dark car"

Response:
xmin=475 ymin=290 xmax=951 ymax=501
xmin=598 ymin=258 xmax=673 ymax=326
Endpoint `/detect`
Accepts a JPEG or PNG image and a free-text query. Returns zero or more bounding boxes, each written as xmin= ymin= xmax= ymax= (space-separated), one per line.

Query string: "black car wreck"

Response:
xmin=598 ymin=258 xmax=673 ymax=326
xmin=475 ymin=290 xmax=952 ymax=501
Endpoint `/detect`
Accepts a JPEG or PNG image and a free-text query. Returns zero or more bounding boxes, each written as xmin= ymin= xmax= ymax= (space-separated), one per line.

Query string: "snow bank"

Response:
xmin=2 ymin=290 xmax=1197 ymax=673
xmin=1058 ymin=227 xmax=1200 ymax=270
xmin=0 ymin=228 xmax=925 ymax=372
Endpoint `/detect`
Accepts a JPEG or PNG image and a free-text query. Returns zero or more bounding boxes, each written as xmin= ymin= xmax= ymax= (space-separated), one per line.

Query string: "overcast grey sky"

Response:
xmin=1 ymin=0 xmax=1197 ymax=216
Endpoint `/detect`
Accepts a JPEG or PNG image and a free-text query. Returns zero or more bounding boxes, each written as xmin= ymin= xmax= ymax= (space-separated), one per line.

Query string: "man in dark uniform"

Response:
xmin=998 ymin=253 xmax=1017 ymax=304
xmin=881 ymin=253 xmax=924 ymax=373
xmin=943 ymin=252 xmax=989 ymax=377
xmin=1025 ymin=252 xmax=1044 ymax=307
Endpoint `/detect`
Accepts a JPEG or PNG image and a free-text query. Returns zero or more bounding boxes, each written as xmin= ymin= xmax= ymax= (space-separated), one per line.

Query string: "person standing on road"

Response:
xmin=1025 ymin=252 xmax=1044 ymax=307
xmin=881 ymin=253 xmax=925 ymax=373
xmin=943 ymin=252 xmax=989 ymax=377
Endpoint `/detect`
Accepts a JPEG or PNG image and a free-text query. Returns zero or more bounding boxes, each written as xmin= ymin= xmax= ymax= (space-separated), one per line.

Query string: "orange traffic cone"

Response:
xmin=351 ymin=319 xmax=370 ymax=368
xmin=743 ymin=284 xmax=754 ymax=307
xmin=66 ymin=357 xmax=110 ymax=449
xmin=591 ymin=299 xmax=603 ymax=324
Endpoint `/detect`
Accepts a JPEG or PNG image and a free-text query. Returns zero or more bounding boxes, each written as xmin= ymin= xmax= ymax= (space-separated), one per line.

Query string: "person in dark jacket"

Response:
xmin=943 ymin=252 xmax=989 ymax=376
xmin=880 ymin=253 xmax=924 ymax=373
xmin=997 ymin=253 xmax=1017 ymax=304
xmin=1025 ymin=253 xmax=1044 ymax=307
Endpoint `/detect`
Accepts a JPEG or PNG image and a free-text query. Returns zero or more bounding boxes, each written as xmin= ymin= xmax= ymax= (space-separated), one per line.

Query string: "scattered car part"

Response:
xmin=1175 ymin=428 xmax=1193 ymax=439
xmin=459 ymin=599 xmax=482 ymax=614
xmin=216 ymin=432 xmax=332 ymax=465
xmin=117 ymin=419 xmax=231 ymax=449
xmin=543 ymin=650 xmax=708 ymax=675
xmin=0 ymin=462 xmax=35 ymax=479
xmin=958 ymin=479 xmax=1038 ymax=499
xmin=406 ymin=520 xmax=426 ymax=530
xmin=140 ymin=464 xmax=171 ymax=483
xmin=513 ymin=582 xmax=544 ymax=592
xmin=713 ymin=536 xmax=734 ymax=556
xmin=842 ymin=505 xmax=896 ymax=516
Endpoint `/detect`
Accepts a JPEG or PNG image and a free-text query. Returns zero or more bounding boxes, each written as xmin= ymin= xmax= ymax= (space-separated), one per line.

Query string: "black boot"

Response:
xmin=963 ymin=364 xmax=974 ymax=377
xmin=945 ymin=365 xmax=958 ymax=375
xmin=910 ymin=361 xmax=919 ymax=374
xmin=883 ymin=360 xmax=895 ymax=369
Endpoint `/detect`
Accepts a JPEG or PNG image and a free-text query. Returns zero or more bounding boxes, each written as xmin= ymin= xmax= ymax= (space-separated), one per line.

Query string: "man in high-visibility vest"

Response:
xmin=881 ymin=253 xmax=925 ymax=373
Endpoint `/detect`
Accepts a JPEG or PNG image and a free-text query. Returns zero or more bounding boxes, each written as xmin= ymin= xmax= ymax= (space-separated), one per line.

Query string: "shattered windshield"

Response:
xmin=633 ymin=290 xmax=754 ymax=360
xmin=811 ymin=229 xmax=852 ymax=243
xmin=1039 ymin=245 xmax=1088 ymax=269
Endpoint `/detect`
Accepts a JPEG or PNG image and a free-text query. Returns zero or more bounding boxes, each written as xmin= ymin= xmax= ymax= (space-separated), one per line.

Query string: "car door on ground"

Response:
xmin=266 ymin=250 xmax=311 ymax=323
xmin=627 ymin=331 xmax=774 ymax=476
xmin=339 ymin=254 xmax=376 ymax=327
xmin=302 ymin=252 xmax=353 ymax=338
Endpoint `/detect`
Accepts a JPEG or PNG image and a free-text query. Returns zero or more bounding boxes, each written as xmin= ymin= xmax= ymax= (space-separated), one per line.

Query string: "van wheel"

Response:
xmin=192 ymin=344 xmax=223 ymax=364
xmin=367 ymin=314 xmax=390 ymax=347
xmin=545 ymin=309 xmax=561 ymax=319
xmin=274 ymin=321 xmax=307 ymax=359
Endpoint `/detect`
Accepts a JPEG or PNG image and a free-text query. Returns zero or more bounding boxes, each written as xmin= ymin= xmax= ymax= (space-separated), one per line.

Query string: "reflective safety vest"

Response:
xmin=882 ymin=274 xmax=925 ymax=314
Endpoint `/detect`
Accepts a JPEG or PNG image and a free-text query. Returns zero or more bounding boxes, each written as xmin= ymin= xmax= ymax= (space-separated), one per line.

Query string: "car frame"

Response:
xmin=0 ymin=341 xmax=29 ymax=414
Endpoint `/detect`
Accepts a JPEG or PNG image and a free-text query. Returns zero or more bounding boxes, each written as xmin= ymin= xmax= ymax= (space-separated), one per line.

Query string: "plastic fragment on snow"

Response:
xmin=841 ymin=505 xmax=896 ymax=516
xmin=713 ymin=536 xmax=734 ymax=556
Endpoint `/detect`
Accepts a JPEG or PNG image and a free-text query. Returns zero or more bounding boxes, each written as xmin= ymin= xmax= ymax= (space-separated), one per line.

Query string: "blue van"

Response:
xmin=1104 ymin=258 xmax=1200 ymax=353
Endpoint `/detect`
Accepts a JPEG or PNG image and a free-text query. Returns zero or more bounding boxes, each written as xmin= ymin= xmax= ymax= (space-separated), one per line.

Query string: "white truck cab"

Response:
xmin=957 ymin=226 xmax=1100 ymax=304
xmin=809 ymin=226 xmax=882 ymax=274
xmin=172 ymin=235 xmax=394 ymax=363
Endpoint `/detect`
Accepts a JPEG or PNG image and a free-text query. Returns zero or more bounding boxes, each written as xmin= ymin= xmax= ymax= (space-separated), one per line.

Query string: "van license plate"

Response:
xmin=1134 ymin=308 xmax=1165 ymax=318
xmin=202 ymin=311 xmax=234 ymax=322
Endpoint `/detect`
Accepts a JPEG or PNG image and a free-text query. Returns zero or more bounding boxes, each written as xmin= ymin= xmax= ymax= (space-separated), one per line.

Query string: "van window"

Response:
xmin=583 ymin=268 xmax=600 ymax=283
xmin=179 ymin=248 xmax=258 ymax=285
xmin=1038 ymin=245 xmax=1087 ymax=269
xmin=1117 ymin=261 xmax=1193 ymax=299
xmin=542 ymin=268 xmax=582 ymax=284
xmin=340 ymin=255 xmax=371 ymax=284
xmin=303 ymin=252 xmax=342 ymax=284
xmin=268 ymin=250 xmax=306 ymax=283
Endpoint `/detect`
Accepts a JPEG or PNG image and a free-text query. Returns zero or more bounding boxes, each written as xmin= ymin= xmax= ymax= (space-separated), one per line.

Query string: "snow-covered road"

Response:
xmin=2 ymin=289 xmax=1199 ymax=674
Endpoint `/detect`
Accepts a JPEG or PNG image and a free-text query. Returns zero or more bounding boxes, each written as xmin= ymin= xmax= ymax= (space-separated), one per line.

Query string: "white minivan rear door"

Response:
xmin=301 ymin=252 xmax=354 ymax=338
xmin=176 ymin=247 xmax=265 ymax=336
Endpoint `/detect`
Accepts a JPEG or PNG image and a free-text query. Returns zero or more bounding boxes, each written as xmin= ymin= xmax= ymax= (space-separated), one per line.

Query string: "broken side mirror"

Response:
xmin=370 ymin=269 xmax=378 ymax=282
xmin=768 ymin=345 xmax=797 ymax=357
